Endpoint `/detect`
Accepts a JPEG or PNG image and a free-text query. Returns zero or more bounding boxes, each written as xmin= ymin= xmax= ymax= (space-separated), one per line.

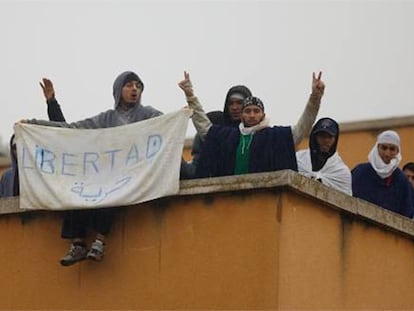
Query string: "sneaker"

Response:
xmin=87 ymin=240 xmax=105 ymax=261
xmin=60 ymin=243 xmax=88 ymax=266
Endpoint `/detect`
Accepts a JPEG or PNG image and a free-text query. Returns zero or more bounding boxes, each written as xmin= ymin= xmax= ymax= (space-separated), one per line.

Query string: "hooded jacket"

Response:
xmin=188 ymin=85 xmax=252 ymax=178
xmin=309 ymin=117 xmax=339 ymax=171
xmin=0 ymin=135 xmax=18 ymax=197
xmin=296 ymin=118 xmax=352 ymax=195
xmin=30 ymin=71 xmax=162 ymax=129
xmin=220 ymin=85 xmax=253 ymax=126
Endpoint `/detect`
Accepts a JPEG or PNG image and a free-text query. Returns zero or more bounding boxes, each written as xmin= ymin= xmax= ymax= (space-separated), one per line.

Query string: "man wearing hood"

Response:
xmin=178 ymin=71 xmax=325 ymax=177
xmin=352 ymin=130 xmax=414 ymax=218
xmin=35 ymin=71 xmax=161 ymax=128
xmin=29 ymin=71 xmax=164 ymax=266
xmin=296 ymin=117 xmax=352 ymax=195
xmin=187 ymin=85 xmax=252 ymax=178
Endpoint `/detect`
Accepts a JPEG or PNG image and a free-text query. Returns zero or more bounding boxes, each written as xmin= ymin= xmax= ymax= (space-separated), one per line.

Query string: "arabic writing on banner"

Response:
xmin=14 ymin=109 xmax=191 ymax=210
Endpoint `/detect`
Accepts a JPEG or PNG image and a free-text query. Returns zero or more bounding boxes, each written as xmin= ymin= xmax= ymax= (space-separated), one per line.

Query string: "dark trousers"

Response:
xmin=61 ymin=208 xmax=116 ymax=239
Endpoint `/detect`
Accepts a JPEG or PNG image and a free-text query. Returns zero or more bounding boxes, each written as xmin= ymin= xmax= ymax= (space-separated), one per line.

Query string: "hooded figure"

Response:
xmin=221 ymin=85 xmax=253 ymax=126
xmin=0 ymin=135 xmax=19 ymax=197
xmin=352 ymin=130 xmax=414 ymax=218
xmin=296 ymin=118 xmax=352 ymax=195
xmin=30 ymin=71 xmax=162 ymax=129
xmin=187 ymin=85 xmax=252 ymax=178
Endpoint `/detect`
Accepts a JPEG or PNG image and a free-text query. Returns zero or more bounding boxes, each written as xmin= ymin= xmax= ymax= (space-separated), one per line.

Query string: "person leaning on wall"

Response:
xmin=352 ymin=130 xmax=414 ymax=218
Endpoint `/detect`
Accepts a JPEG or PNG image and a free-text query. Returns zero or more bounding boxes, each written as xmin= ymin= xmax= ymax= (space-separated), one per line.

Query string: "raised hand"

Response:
xmin=311 ymin=71 xmax=325 ymax=98
xmin=39 ymin=78 xmax=55 ymax=101
xmin=178 ymin=71 xmax=194 ymax=97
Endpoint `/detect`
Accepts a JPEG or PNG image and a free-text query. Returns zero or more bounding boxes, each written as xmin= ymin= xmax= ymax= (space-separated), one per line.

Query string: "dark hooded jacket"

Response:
xmin=309 ymin=117 xmax=339 ymax=171
xmin=296 ymin=117 xmax=352 ymax=195
xmin=0 ymin=135 xmax=18 ymax=197
xmin=188 ymin=85 xmax=252 ymax=178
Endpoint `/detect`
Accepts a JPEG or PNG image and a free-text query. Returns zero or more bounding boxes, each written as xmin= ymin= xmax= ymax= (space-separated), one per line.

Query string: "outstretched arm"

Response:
xmin=292 ymin=71 xmax=325 ymax=145
xmin=40 ymin=78 xmax=66 ymax=122
xmin=178 ymin=71 xmax=212 ymax=140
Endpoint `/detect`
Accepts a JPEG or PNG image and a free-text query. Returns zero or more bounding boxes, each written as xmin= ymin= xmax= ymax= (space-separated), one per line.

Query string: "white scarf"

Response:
xmin=368 ymin=143 xmax=401 ymax=179
xmin=296 ymin=150 xmax=352 ymax=195
xmin=239 ymin=118 xmax=270 ymax=136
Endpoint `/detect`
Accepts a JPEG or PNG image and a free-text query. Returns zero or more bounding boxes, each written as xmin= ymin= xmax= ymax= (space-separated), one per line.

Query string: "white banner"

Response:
xmin=14 ymin=109 xmax=191 ymax=210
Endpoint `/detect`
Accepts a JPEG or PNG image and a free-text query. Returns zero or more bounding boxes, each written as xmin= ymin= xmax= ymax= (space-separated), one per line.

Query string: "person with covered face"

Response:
xmin=352 ymin=130 xmax=414 ymax=218
xmin=28 ymin=71 xmax=164 ymax=266
xmin=296 ymin=117 xmax=352 ymax=195
xmin=178 ymin=71 xmax=325 ymax=177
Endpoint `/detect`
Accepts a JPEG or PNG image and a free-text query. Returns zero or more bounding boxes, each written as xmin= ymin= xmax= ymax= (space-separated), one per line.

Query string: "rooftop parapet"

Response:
xmin=1 ymin=170 xmax=413 ymax=239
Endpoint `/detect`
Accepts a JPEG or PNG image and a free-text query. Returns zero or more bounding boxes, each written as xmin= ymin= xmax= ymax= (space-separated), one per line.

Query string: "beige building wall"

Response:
xmin=0 ymin=171 xmax=413 ymax=310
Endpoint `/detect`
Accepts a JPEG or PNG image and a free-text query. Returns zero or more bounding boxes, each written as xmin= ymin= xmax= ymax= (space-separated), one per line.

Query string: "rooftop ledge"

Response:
xmin=1 ymin=170 xmax=413 ymax=239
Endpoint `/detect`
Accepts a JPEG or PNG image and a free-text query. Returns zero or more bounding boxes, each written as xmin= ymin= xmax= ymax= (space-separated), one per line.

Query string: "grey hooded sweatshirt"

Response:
xmin=27 ymin=71 xmax=193 ymax=179
xmin=29 ymin=71 xmax=162 ymax=128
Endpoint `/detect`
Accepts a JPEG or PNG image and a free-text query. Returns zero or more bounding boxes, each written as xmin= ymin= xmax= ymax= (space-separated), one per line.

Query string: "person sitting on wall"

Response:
xmin=352 ymin=130 xmax=414 ymax=218
xmin=28 ymin=71 xmax=164 ymax=266
xmin=178 ymin=71 xmax=325 ymax=177
xmin=296 ymin=117 xmax=352 ymax=195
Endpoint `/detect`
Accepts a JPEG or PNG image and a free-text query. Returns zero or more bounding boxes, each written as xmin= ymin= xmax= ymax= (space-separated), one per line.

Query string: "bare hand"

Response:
xmin=178 ymin=71 xmax=194 ymax=97
xmin=311 ymin=72 xmax=325 ymax=98
xmin=39 ymin=78 xmax=55 ymax=101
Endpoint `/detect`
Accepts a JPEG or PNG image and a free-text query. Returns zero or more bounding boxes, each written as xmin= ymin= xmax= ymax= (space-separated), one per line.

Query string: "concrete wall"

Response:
xmin=0 ymin=171 xmax=413 ymax=310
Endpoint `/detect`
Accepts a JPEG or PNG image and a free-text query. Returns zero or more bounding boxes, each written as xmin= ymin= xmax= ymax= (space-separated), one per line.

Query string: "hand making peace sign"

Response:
xmin=178 ymin=71 xmax=195 ymax=98
xmin=311 ymin=71 xmax=325 ymax=98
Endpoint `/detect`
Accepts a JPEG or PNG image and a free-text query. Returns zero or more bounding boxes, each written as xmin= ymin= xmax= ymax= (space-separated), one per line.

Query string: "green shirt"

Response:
xmin=234 ymin=134 xmax=253 ymax=175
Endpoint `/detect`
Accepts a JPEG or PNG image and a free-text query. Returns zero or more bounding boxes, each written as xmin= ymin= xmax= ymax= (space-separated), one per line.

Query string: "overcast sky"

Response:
xmin=0 ymin=0 xmax=413 ymax=148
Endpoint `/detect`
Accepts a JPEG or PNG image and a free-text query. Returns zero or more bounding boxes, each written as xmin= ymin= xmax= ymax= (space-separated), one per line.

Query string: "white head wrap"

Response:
xmin=377 ymin=130 xmax=400 ymax=147
xmin=368 ymin=130 xmax=401 ymax=179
